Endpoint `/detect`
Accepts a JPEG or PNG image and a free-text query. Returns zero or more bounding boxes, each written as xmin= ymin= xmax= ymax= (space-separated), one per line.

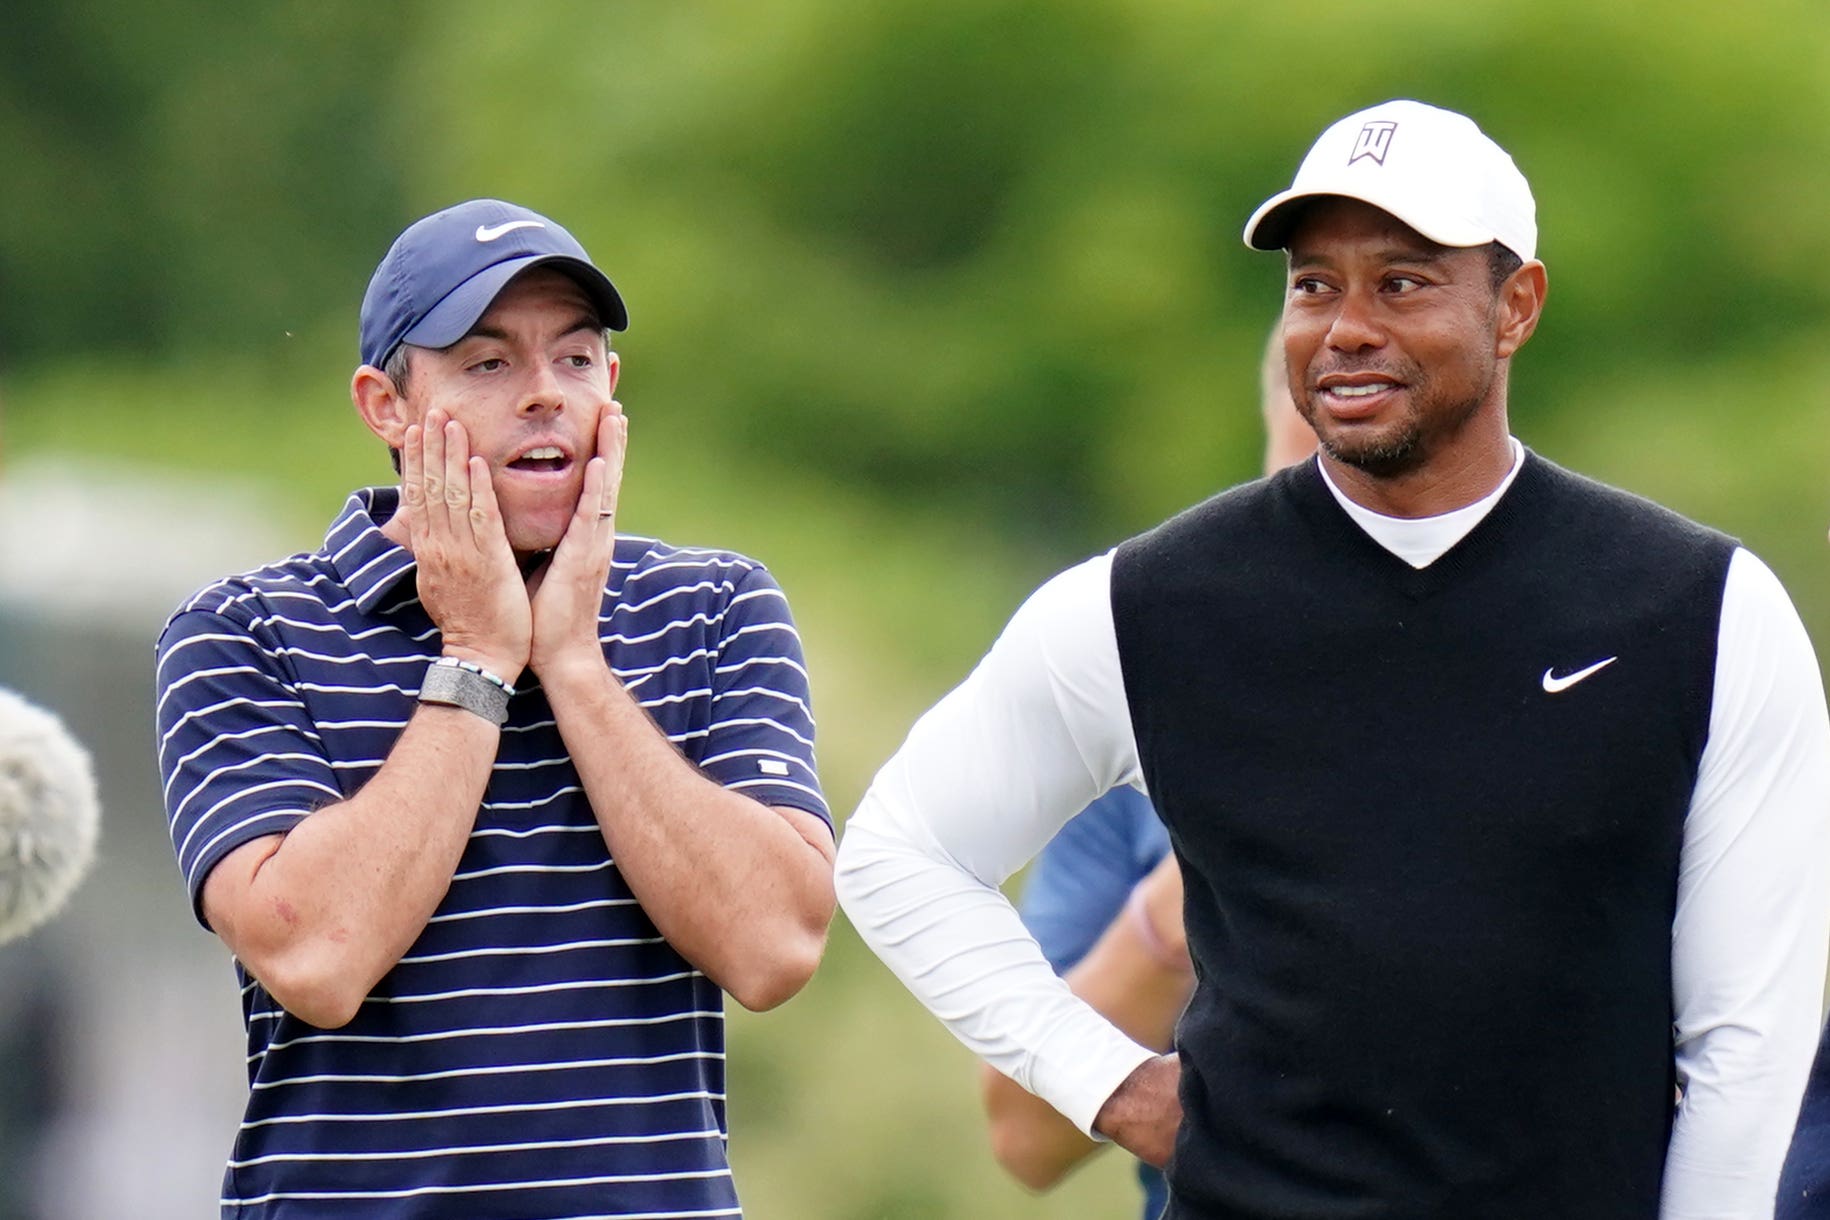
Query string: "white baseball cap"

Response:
xmin=1243 ymin=99 xmax=1536 ymax=261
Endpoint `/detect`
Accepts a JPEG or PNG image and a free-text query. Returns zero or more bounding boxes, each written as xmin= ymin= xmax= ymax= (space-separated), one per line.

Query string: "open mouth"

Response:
xmin=507 ymin=445 xmax=570 ymax=474
xmin=1326 ymin=382 xmax=1399 ymax=399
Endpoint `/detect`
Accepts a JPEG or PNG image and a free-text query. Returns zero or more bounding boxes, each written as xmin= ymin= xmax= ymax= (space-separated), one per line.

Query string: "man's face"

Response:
xmin=395 ymin=268 xmax=617 ymax=554
xmin=1281 ymin=199 xmax=1507 ymax=481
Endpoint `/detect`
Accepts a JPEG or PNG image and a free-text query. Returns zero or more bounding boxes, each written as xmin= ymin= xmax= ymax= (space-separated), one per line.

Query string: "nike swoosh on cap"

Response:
xmin=475 ymin=220 xmax=545 ymax=242
xmin=1541 ymin=656 xmax=1618 ymax=694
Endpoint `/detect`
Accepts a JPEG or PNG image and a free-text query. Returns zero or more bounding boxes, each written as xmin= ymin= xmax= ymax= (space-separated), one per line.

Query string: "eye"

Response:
xmin=1291 ymin=276 xmax=1333 ymax=296
xmin=467 ymin=357 xmax=506 ymax=373
xmin=1383 ymin=274 xmax=1426 ymax=294
xmin=562 ymin=353 xmax=594 ymax=369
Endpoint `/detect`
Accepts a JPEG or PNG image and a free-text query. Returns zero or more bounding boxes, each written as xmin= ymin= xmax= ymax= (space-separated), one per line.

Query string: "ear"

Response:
xmin=605 ymin=350 xmax=620 ymax=397
xmin=351 ymin=362 xmax=414 ymax=449
xmin=1494 ymin=261 xmax=1548 ymax=360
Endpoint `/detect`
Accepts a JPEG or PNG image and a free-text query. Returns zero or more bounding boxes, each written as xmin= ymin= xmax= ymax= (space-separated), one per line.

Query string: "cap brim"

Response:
xmin=1242 ymin=188 xmax=1496 ymax=254
xmin=402 ymin=254 xmax=629 ymax=351
xmin=1242 ymin=190 xmax=1315 ymax=252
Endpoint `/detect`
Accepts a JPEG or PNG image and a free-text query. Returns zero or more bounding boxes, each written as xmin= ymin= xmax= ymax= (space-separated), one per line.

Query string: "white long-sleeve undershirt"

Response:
xmin=835 ymin=452 xmax=1830 ymax=1218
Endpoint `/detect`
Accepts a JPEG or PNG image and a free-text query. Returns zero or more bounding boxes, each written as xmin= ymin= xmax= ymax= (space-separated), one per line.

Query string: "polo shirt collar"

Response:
xmin=325 ymin=487 xmax=419 ymax=614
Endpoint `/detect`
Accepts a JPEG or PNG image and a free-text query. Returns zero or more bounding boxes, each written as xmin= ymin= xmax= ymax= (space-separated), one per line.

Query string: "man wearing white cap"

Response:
xmin=836 ymin=101 xmax=1830 ymax=1217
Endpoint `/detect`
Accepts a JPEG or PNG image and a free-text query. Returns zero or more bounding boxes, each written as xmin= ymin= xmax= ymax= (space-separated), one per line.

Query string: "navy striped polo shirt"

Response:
xmin=155 ymin=486 xmax=829 ymax=1219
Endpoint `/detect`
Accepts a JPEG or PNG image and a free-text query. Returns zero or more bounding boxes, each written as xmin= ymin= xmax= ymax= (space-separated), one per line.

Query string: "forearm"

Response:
xmin=982 ymin=874 xmax=1192 ymax=1186
xmin=1662 ymin=549 xmax=1830 ymax=1217
xmin=1663 ymin=1029 xmax=1821 ymax=1219
xmin=1663 ymin=882 xmax=1828 ymax=1217
xmin=202 ymin=701 xmax=498 ymax=1026
xmin=981 ymin=1063 xmax=1101 ymax=1189
xmin=541 ymin=651 xmax=835 ymax=1010
xmin=838 ymin=806 xmax=1156 ymax=1135
xmin=836 ymin=555 xmax=1159 ymax=1133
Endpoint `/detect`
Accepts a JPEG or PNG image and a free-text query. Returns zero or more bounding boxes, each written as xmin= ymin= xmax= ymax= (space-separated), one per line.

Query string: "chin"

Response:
xmin=508 ymin=527 xmax=568 ymax=556
xmin=498 ymin=489 xmax=582 ymax=555
xmin=1321 ymin=431 xmax=1425 ymax=479
xmin=501 ymin=512 xmax=572 ymax=556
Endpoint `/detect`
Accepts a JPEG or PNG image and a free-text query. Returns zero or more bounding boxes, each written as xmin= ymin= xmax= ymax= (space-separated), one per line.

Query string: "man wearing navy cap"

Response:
xmin=155 ymin=200 xmax=836 ymax=1218
xmin=838 ymin=102 xmax=1830 ymax=1217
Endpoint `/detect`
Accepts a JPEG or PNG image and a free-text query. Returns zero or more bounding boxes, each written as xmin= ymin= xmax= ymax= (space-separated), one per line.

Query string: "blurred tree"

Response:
xmin=0 ymin=0 xmax=409 ymax=363
xmin=2 ymin=0 xmax=1826 ymax=547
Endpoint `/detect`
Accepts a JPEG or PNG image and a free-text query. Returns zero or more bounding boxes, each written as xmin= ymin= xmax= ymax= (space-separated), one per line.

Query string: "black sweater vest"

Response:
xmin=1111 ymin=454 xmax=1734 ymax=1220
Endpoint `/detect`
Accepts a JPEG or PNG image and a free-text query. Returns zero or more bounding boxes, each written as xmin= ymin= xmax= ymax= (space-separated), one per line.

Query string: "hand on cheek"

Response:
xmin=529 ymin=405 xmax=628 ymax=678
xmin=402 ymin=409 xmax=533 ymax=683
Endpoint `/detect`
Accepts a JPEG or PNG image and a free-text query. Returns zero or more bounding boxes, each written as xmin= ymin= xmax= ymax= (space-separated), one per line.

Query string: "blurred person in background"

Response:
xmin=838 ymin=100 xmax=1830 ymax=1218
xmin=979 ymin=327 xmax=1314 ymax=1219
xmin=153 ymin=200 xmax=835 ymax=1219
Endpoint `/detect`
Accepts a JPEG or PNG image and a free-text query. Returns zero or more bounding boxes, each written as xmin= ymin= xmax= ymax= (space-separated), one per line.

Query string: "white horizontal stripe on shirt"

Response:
xmin=251 ymin=1049 xmax=723 ymax=1091
xmin=258 ymin=1010 xmax=721 ymax=1056
xmin=226 ymin=1166 xmax=731 ymax=1205
xmin=228 ymin=1126 xmax=726 ymax=1168
xmin=237 ymin=1090 xmax=726 ymax=1130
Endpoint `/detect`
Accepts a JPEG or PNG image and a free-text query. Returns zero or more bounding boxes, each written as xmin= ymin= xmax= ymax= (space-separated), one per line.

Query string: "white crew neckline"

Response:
xmin=1314 ymin=437 xmax=1527 ymax=569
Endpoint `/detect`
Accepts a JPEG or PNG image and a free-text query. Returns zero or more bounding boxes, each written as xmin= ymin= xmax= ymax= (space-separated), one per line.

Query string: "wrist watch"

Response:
xmin=417 ymin=657 xmax=514 ymax=725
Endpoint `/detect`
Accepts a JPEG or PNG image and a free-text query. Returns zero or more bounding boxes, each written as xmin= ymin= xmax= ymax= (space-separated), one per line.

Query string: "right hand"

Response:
xmin=399 ymin=409 xmax=531 ymax=683
xmin=1093 ymin=1053 xmax=1183 ymax=1169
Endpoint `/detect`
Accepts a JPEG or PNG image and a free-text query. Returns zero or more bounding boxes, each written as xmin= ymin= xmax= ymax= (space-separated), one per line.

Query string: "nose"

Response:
xmin=516 ymin=362 xmax=565 ymax=419
xmin=1324 ymin=287 xmax=1385 ymax=355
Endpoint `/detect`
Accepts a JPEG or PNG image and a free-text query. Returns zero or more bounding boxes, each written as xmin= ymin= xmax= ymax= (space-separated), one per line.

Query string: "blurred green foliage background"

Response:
xmin=4 ymin=1 xmax=1829 ymax=1216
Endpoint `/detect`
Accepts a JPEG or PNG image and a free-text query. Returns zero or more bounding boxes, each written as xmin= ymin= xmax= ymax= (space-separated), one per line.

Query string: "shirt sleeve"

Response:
xmin=834 ymin=551 xmax=1157 ymax=1136
xmin=693 ymin=564 xmax=830 ymax=827
xmin=155 ymin=607 xmax=345 ymax=926
xmin=1663 ymin=547 xmax=1830 ymax=1219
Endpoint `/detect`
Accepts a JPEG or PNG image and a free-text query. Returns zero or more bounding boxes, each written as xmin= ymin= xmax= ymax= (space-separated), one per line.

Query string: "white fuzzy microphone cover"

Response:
xmin=0 ymin=686 xmax=100 ymax=944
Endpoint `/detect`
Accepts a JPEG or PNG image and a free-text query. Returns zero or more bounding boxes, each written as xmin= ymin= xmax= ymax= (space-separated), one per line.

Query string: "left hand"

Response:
xmin=528 ymin=405 xmax=628 ymax=678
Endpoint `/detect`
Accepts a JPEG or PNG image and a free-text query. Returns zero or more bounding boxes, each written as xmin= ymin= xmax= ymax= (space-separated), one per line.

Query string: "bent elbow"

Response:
xmin=987 ymin=1117 xmax=1071 ymax=1192
xmin=249 ymin=950 xmax=372 ymax=1030
xmin=726 ymin=925 xmax=828 ymax=1013
xmin=283 ymin=991 xmax=365 ymax=1030
xmin=979 ymin=1064 xmax=1090 ymax=1191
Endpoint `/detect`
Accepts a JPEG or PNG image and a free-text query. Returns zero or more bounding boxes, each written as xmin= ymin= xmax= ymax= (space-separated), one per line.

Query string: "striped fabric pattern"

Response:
xmin=155 ymin=487 xmax=828 ymax=1219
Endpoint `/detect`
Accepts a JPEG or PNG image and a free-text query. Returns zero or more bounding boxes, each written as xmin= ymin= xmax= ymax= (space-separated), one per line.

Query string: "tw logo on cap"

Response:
xmin=1349 ymin=120 xmax=1399 ymax=166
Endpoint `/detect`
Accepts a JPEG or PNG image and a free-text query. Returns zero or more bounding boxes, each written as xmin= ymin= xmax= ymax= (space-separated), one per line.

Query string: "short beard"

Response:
xmin=1301 ymin=368 xmax=1492 ymax=482
xmin=1318 ymin=427 xmax=1424 ymax=479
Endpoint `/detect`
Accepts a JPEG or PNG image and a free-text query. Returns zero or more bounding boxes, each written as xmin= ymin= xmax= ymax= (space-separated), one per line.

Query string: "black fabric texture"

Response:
xmin=1110 ymin=452 xmax=1734 ymax=1220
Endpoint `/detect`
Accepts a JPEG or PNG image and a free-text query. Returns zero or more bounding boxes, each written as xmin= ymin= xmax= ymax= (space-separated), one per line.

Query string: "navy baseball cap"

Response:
xmin=358 ymin=199 xmax=628 ymax=370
